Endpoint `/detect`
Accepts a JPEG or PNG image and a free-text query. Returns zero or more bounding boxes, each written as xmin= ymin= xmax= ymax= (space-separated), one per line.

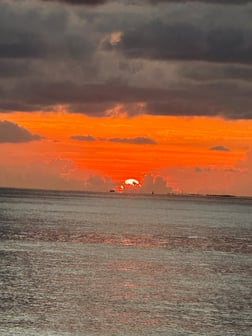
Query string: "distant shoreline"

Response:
xmin=0 ymin=186 xmax=251 ymax=201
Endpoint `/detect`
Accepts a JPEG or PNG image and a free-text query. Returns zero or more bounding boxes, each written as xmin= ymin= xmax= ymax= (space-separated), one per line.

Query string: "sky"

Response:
xmin=0 ymin=0 xmax=252 ymax=195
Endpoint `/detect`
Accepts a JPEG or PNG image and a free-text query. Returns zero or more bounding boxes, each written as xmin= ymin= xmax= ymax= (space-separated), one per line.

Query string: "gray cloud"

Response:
xmin=42 ymin=0 xmax=252 ymax=5
xmin=71 ymin=135 xmax=96 ymax=141
xmin=0 ymin=120 xmax=42 ymax=143
xmin=12 ymin=81 xmax=167 ymax=105
xmin=0 ymin=36 xmax=45 ymax=59
xmin=2 ymin=78 xmax=252 ymax=119
xmin=0 ymin=0 xmax=251 ymax=119
xmin=70 ymin=134 xmax=157 ymax=144
xmin=108 ymin=136 xmax=157 ymax=144
xmin=180 ymin=63 xmax=252 ymax=82
xmin=42 ymin=0 xmax=109 ymax=5
xmin=148 ymin=0 xmax=252 ymax=4
xmin=0 ymin=60 xmax=32 ymax=78
xmin=145 ymin=80 xmax=252 ymax=119
xmin=114 ymin=20 xmax=252 ymax=64
xmin=0 ymin=1 xmax=94 ymax=61
xmin=210 ymin=145 xmax=230 ymax=151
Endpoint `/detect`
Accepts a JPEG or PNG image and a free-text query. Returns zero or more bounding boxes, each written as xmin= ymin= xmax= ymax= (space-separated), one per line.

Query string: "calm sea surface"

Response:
xmin=0 ymin=188 xmax=251 ymax=336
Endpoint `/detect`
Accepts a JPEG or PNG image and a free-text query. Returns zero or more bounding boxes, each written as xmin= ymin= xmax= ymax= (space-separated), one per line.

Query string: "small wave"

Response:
xmin=2 ymin=230 xmax=251 ymax=253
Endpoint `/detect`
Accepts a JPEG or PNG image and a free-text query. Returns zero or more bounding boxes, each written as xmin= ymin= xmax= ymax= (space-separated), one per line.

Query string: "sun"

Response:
xmin=124 ymin=178 xmax=140 ymax=186
xmin=115 ymin=178 xmax=141 ymax=192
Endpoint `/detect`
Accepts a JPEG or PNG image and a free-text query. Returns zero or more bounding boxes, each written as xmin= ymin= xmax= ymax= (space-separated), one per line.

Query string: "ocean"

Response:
xmin=0 ymin=188 xmax=251 ymax=336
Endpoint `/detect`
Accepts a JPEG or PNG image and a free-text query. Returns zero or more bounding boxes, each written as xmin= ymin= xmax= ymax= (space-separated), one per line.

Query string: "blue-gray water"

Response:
xmin=0 ymin=188 xmax=251 ymax=336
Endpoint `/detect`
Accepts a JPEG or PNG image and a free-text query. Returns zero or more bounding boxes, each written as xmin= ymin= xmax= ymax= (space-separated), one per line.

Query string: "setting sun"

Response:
xmin=124 ymin=179 xmax=140 ymax=186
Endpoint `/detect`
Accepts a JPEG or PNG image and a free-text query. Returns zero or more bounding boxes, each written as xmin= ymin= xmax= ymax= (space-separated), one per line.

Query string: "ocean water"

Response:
xmin=0 ymin=188 xmax=251 ymax=336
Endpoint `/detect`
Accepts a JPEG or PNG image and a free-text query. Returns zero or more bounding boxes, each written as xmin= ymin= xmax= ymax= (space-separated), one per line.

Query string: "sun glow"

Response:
xmin=115 ymin=178 xmax=141 ymax=193
xmin=124 ymin=178 xmax=140 ymax=186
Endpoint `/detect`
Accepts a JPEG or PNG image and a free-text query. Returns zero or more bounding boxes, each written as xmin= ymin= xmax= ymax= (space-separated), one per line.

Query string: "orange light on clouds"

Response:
xmin=1 ymin=111 xmax=252 ymax=194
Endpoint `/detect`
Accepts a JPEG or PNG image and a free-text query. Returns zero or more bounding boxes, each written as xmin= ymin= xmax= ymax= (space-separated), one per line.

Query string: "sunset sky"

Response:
xmin=0 ymin=0 xmax=252 ymax=195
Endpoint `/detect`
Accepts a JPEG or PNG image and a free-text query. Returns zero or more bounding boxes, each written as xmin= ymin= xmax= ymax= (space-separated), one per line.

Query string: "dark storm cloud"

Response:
xmin=42 ymin=0 xmax=252 ymax=5
xmin=42 ymin=0 xmax=109 ymax=5
xmin=6 ymin=80 xmax=168 ymax=107
xmin=180 ymin=63 xmax=252 ymax=82
xmin=0 ymin=1 xmax=94 ymax=60
xmin=0 ymin=0 xmax=252 ymax=119
xmin=148 ymin=0 xmax=252 ymax=4
xmin=146 ymin=81 xmax=252 ymax=119
xmin=0 ymin=60 xmax=32 ymax=78
xmin=114 ymin=21 xmax=252 ymax=64
xmin=2 ymin=78 xmax=252 ymax=119
xmin=0 ymin=120 xmax=42 ymax=143
xmin=0 ymin=34 xmax=45 ymax=59
xmin=210 ymin=145 xmax=230 ymax=151
xmin=108 ymin=137 xmax=157 ymax=145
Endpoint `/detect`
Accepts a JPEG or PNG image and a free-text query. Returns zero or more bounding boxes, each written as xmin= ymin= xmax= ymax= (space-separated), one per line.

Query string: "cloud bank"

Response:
xmin=141 ymin=174 xmax=172 ymax=194
xmin=42 ymin=0 xmax=109 ymax=5
xmin=156 ymin=150 xmax=252 ymax=196
xmin=71 ymin=134 xmax=157 ymax=144
xmin=42 ymin=0 xmax=252 ymax=5
xmin=0 ymin=120 xmax=42 ymax=143
xmin=0 ymin=0 xmax=251 ymax=119
xmin=0 ymin=158 xmax=115 ymax=191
